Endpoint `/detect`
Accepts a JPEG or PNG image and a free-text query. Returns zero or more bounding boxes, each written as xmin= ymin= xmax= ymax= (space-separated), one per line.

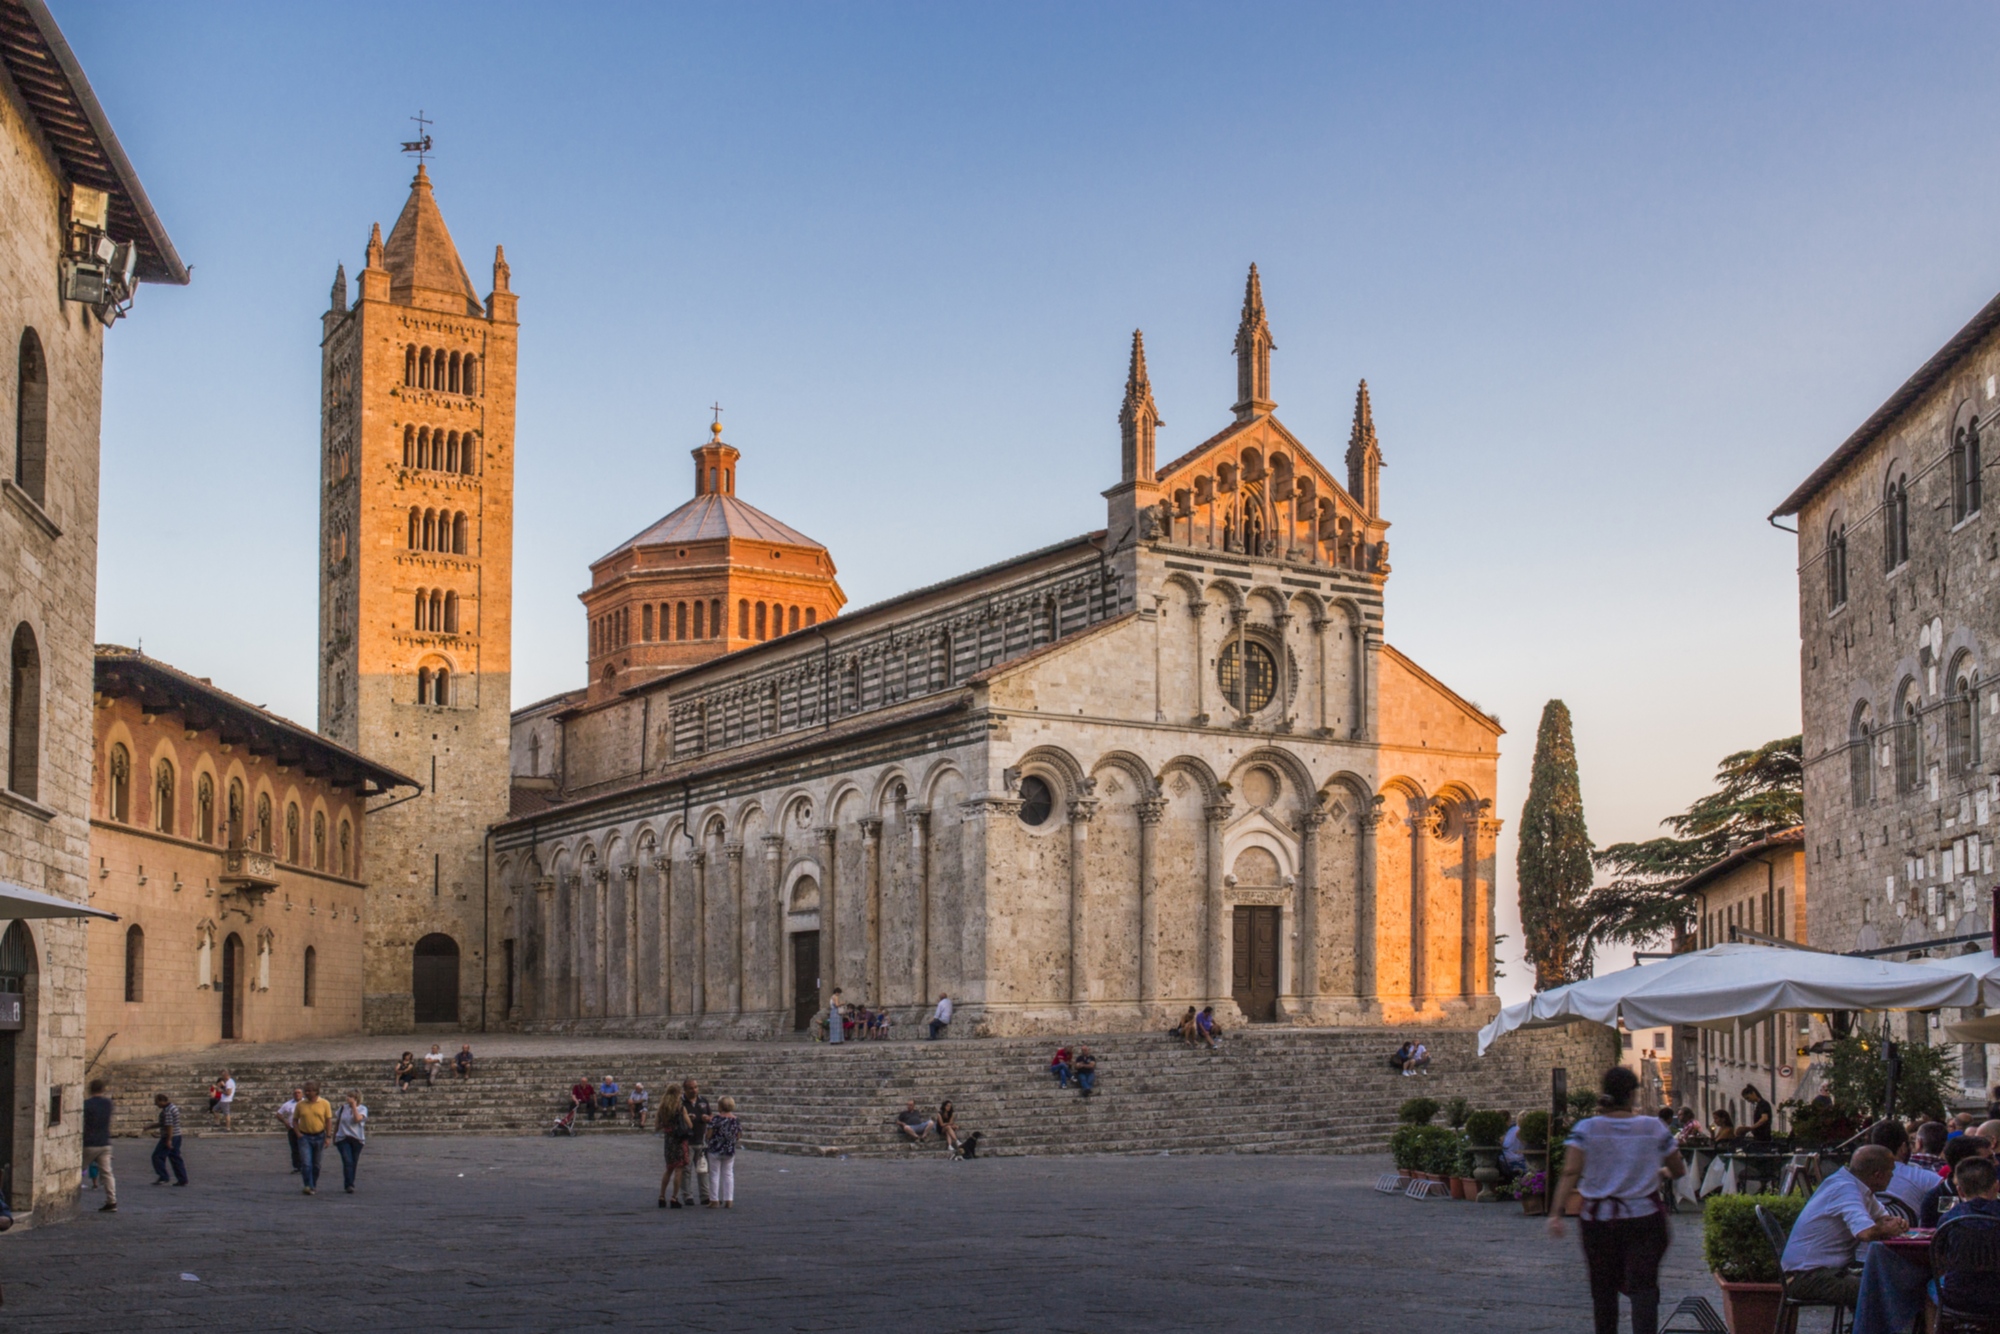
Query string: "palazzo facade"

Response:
xmin=495 ymin=269 xmax=1503 ymax=1037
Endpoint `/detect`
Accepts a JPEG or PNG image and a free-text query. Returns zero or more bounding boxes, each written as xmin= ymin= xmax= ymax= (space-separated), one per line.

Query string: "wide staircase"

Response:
xmin=105 ymin=1026 xmax=1605 ymax=1159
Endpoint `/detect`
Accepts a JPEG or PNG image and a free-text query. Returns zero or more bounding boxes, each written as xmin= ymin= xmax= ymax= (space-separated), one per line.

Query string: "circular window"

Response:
xmin=1018 ymin=775 xmax=1054 ymax=827
xmin=1218 ymin=640 xmax=1278 ymax=713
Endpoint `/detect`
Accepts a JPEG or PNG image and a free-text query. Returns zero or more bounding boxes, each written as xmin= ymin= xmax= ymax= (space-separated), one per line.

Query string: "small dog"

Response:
xmin=951 ymin=1131 xmax=984 ymax=1161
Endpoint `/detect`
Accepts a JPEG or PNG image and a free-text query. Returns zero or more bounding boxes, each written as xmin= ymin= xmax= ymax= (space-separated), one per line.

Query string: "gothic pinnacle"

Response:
xmin=330 ymin=262 xmax=348 ymax=313
xmin=1231 ymin=262 xmax=1276 ymax=421
xmin=364 ymin=222 xmax=384 ymax=269
xmin=1119 ymin=328 xmax=1163 ymax=483
xmin=1350 ymin=379 xmax=1375 ymax=447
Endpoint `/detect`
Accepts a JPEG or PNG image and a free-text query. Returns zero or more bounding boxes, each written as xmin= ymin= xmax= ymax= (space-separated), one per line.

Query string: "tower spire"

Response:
xmin=1231 ymin=263 xmax=1276 ymax=422
xmin=1119 ymin=329 xmax=1164 ymax=483
xmin=329 ymin=262 xmax=348 ymax=314
xmin=1346 ymin=379 xmax=1383 ymax=516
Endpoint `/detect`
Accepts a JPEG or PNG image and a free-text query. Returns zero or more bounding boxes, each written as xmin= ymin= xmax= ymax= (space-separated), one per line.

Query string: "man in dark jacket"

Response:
xmin=83 ymin=1079 xmax=116 ymax=1211
xmin=676 ymin=1080 xmax=714 ymax=1208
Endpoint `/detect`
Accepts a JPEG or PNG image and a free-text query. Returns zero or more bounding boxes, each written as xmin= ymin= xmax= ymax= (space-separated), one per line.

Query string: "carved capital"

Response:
xmin=591 ymin=866 xmax=609 ymax=885
xmin=1294 ymin=809 xmax=1329 ymax=834
xmin=1409 ymin=802 xmax=1446 ymax=839
xmin=563 ymin=873 xmax=581 ymax=891
xmin=724 ymin=841 xmax=745 ymax=863
xmin=760 ymin=834 xmax=785 ymax=857
xmin=534 ymin=877 xmax=556 ymax=896
xmin=1478 ymin=817 xmax=1505 ymax=839
xmin=961 ymin=796 xmax=1023 ymax=819
xmin=1228 ymin=607 xmax=1249 ymax=626
xmin=858 ymin=816 xmax=883 ymax=843
xmin=1204 ymin=801 xmax=1235 ymax=826
xmin=649 ymin=856 xmax=669 ymax=875
xmin=1310 ymin=615 xmax=1331 ymax=632
xmin=1135 ymin=797 xmax=1168 ymax=827
xmin=1186 ymin=600 xmax=1205 ymax=619
xmin=813 ymin=825 xmax=838 ymax=847
xmin=687 ymin=850 xmax=706 ymax=869
xmin=621 ymin=865 xmax=639 ymax=883
xmin=1067 ymin=798 xmax=1100 ymax=824
xmin=908 ymin=807 xmax=932 ymax=833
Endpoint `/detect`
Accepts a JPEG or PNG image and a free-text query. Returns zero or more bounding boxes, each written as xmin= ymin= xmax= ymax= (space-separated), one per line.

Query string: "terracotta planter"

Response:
xmin=1521 ymin=1195 xmax=1547 ymax=1216
xmin=1713 ymin=1278 xmax=1783 ymax=1334
xmin=1396 ymin=1167 xmax=1413 ymax=1179
xmin=1454 ymin=1177 xmax=1474 ymax=1199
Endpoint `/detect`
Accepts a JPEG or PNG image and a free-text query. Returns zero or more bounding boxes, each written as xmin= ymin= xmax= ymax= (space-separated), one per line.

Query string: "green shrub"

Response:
xmin=1388 ymin=1125 xmax=1426 ymax=1170
xmin=1397 ymin=1096 xmax=1440 ymax=1126
xmin=1443 ymin=1096 xmax=1472 ymax=1129
xmin=1464 ymin=1110 xmax=1511 ymax=1146
xmin=1416 ymin=1125 xmax=1462 ymax=1176
xmin=1824 ymin=1035 xmax=1957 ymax=1122
xmin=1703 ymin=1194 xmax=1806 ymax=1283
xmin=1517 ymin=1110 xmax=1551 ymax=1149
xmin=1567 ymin=1088 xmax=1600 ymax=1118
xmin=1452 ymin=1140 xmax=1478 ymax=1179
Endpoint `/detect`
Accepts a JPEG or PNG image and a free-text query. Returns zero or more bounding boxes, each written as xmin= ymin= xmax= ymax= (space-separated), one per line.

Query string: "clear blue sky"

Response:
xmin=66 ymin=3 xmax=2000 ymax=997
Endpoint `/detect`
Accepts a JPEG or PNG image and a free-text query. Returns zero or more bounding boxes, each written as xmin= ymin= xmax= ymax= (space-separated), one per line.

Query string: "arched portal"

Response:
xmin=413 ymin=933 xmax=461 ymax=1023
xmin=0 ymin=921 xmax=32 ymax=1208
xmin=221 ymin=931 xmax=244 ymax=1039
xmin=787 ymin=874 xmax=822 ymax=1032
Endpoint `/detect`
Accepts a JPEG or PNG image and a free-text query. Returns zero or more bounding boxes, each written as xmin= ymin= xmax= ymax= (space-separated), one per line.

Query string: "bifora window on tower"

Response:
xmin=1218 ymin=639 xmax=1277 ymax=713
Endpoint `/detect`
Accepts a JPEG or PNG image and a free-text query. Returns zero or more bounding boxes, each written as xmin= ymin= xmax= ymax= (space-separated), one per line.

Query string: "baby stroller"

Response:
xmin=548 ymin=1105 xmax=579 ymax=1137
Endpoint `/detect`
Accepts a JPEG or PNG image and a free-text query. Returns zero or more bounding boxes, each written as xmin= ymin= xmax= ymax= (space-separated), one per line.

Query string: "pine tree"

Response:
xmin=1517 ymin=700 xmax=1595 ymax=989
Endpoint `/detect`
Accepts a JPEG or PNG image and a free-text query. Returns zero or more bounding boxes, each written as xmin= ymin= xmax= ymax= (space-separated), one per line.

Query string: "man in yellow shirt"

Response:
xmin=291 ymin=1081 xmax=334 ymax=1195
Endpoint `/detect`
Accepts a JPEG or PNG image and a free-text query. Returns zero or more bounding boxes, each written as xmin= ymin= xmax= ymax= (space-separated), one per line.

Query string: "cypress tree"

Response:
xmin=1517 ymin=699 xmax=1594 ymax=990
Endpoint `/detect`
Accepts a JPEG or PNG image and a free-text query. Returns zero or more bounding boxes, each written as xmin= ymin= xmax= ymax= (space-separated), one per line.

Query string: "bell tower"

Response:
xmin=318 ymin=165 xmax=517 ymax=1032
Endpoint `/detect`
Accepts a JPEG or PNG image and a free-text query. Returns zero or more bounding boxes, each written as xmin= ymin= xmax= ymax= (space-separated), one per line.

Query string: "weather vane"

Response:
xmin=401 ymin=110 xmax=433 ymax=165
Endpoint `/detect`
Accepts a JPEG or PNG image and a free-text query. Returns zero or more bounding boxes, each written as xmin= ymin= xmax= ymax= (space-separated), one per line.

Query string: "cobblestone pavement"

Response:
xmin=1 ymin=1136 xmax=1720 ymax=1331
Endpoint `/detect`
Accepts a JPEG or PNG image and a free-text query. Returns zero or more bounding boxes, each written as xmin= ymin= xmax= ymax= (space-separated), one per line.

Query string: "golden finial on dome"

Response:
xmin=709 ymin=402 xmax=725 ymax=438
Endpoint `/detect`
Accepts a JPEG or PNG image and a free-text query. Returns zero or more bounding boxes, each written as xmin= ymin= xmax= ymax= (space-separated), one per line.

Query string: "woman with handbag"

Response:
xmin=705 ymin=1097 xmax=741 ymax=1208
xmin=658 ymin=1095 xmax=693 ymax=1209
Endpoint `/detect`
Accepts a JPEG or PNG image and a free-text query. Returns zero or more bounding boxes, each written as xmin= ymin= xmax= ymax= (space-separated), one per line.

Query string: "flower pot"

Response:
xmin=1520 ymin=1195 xmax=1547 ymax=1217
xmin=1453 ymin=1177 xmax=1473 ymax=1199
xmin=1713 ymin=1278 xmax=1783 ymax=1334
xmin=1470 ymin=1147 xmax=1503 ymax=1202
xmin=1396 ymin=1168 xmax=1413 ymax=1179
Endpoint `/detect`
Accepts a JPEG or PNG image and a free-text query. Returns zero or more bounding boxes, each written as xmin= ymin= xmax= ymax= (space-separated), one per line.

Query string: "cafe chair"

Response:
xmin=1755 ymin=1205 xmax=1853 ymax=1334
xmin=1932 ymin=1214 xmax=2000 ymax=1333
xmin=1879 ymin=1195 xmax=1921 ymax=1225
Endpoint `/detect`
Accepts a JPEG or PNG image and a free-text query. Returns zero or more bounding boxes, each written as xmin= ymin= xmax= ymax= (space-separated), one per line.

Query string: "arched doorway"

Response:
xmin=1229 ymin=848 xmax=1282 ymax=1023
xmin=786 ymin=874 xmax=821 ymax=1032
xmin=220 ymin=932 xmax=244 ymax=1038
xmin=413 ymin=933 xmax=460 ymax=1023
xmin=0 ymin=921 xmax=32 ymax=1209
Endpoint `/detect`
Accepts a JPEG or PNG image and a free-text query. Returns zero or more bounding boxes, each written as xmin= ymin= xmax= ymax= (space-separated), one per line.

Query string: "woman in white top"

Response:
xmin=1549 ymin=1067 xmax=1686 ymax=1334
xmin=333 ymin=1092 xmax=368 ymax=1194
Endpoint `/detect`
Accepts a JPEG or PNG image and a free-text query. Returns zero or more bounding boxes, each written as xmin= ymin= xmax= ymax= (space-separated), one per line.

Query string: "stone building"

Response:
xmin=0 ymin=0 xmax=184 ymax=1219
xmin=493 ymin=268 xmax=1504 ymax=1038
xmin=316 ymin=166 xmax=517 ymax=1031
xmin=86 ymin=649 xmax=415 ymax=1060
xmin=1675 ymin=828 xmax=1810 ymax=1122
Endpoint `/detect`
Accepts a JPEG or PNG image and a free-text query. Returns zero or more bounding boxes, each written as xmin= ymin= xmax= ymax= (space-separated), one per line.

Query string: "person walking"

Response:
xmin=678 ymin=1080 xmax=715 ymax=1208
xmin=212 ymin=1070 xmax=236 ymax=1130
xmin=82 ymin=1079 xmax=117 ymax=1212
xmin=659 ymin=1091 xmax=693 ymax=1209
xmin=706 ymin=1096 xmax=741 ymax=1208
xmin=929 ymin=993 xmax=953 ymax=1040
xmin=1548 ymin=1066 xmax=1687 ymax=1334
xmin=292 ymin=1082 xmax=335 ymax=1195
xmin=276 ymin=1086 xmax=304 ymax=1176
xmin=151 ymin=1093 xmax=188 ymax=1186
xmin=333 ymin=1091 xmax=368 ymax=1193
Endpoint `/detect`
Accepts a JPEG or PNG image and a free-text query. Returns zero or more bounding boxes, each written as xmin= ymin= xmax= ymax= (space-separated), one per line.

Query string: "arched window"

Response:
xmin=255 ymin=791 xmax=273 ymax=852
xmin=448 ymin=351 xmax=461 ymax=394
xmin=339 ymin=818 xmax=352 ymax=876
xmin=462 ymin=354 xmax=477 ymax=397
xmin=1955 ymin=414 xmax=1984 ymax=524
xmin=417 ymin=666 xmax=432 ymax=702
xmin=1849 ymin=702 xmax=1873 ymax=806
xmin=430 ymin=590 xmax=444 ymax=631
xmin=789 ymin=605 xmax=800 ymax=634
xmin=452 ymin=512 xmax=468 ymax=554
xmin=688 ymin=601 xmax=699 ymax=640
xmin=313 ymin=809 xmax=326 ymax=869
xmin=1885 ymin=471 xmax=1911 ymax=571
xmin=422 ymin=509 xmax=436 ymax=551
xmin=1949 ymin=660 xmax=1979 ymax=775
xmin=8 ymin=623 xmax=39 ymax=800
xmin=433 ymin=348 xmax=447 ymax=388
xmin=107 ymin=742 xmax=131 ymax=821
xmin=739 ymin=599 xmax=750 ymax=639
xmin=227 ymin=778 xmax=244 ymax=846
xmin=404 ymin=344 xmax=417 ymax=386
xmin=444 ymin=591 xmax=459 ymax=633
xmin=1895 ymin=680 xmax=1921 ymax=795
xmin=155 ymin=758 xmax=175 ymax=835
xmin=417 ymin=348 xmax=430 ymax=389
xmin=303 ymin=945 xmax=317 ymax=1007
xmin=415 ymin=589 xmax=428 ymax=629
xmin=642 ymin=604 xmax=654 ymax=641
xmin=1825 ymin=519 xmax=1848 ymax=610
xmin=403 ymin=424 xmax=415 ymax=467
xmin=123 ymin=924 xmax=144 ymax=1002
xmin=416 ymin=426 xmax=429 ymax=469
xmin=446 ymin=430 xmax=460 ymax=473
xmin=196 ymin=772 xmax=214 ymax=843
xmin=805 ymin=607 xmax=817 ymax=628
xmin=461 ymin=433 xmax=476 ymax=474
xmin=285 ymin=801 xmax=301 ymax=864
xmin=710 ymin=599 xmax=722 ymax=639
xmin=408 ymin=507 xmax=420 ymax=549
xmin=756 ymin=602 xmax=767 ymax=640
xmin=433 ymin=666 xmax=450 ymax=706
xmin=16 ymin=329 xmax=48 ymax=506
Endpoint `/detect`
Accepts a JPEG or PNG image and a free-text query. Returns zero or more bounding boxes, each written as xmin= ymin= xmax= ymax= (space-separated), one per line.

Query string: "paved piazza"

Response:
xmin=1 ymin=1136 xmax=1716 ymax=1331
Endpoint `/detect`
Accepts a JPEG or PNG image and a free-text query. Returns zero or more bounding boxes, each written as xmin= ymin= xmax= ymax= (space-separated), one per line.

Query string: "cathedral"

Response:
xmin=322 ymin=170 xmax=1502 ymax=1037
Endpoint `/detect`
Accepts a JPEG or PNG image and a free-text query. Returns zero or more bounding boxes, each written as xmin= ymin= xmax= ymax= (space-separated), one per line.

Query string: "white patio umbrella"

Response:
xmin=1478 ymin=941 xmax=1980 ymax=1055
xmin=0 ymin=880 xmax=116 ymax=921
xmin=1913 ymin=948 xmax=2000 ymax=1008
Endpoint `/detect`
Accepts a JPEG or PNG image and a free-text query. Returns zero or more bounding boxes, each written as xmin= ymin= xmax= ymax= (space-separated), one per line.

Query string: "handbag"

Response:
xmin=694 ymin=1149 xmax=709 ymax=1175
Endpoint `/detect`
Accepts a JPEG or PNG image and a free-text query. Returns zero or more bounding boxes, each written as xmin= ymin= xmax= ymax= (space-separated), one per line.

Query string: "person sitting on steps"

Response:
xmin=571 ymin=1077 xmax=597 ymax=1122
xmin=1174 ymin=1007 xmax=1199 ymax=1045
xmin=1049 ymin=1046 xmax=1073 ymax=1088
xmin=1073 ymin=1046 xmax=1098 ymax=1098
xmin=1402 ymin=1041 xmax=1430 ymax=1076
xmin=394 ymin=1052 xmax=417 ymax=1093
xmin=1195 ymin=1007 xmax=1221 ymax=1049
xmin=896 ymin=1100 xmax=935 ymax=1143
xmin=454 ymin=1044 xmax=474 ymax=1080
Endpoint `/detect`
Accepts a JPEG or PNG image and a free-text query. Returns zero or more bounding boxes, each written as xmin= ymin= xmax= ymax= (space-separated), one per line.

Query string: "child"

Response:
xmin=706 ymin=1096 xmax=741 ymax=1208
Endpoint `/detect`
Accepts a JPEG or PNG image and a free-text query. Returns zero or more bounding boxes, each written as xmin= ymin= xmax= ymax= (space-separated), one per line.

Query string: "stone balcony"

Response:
xmin=219 ymin=846 xmax=280 ymax=893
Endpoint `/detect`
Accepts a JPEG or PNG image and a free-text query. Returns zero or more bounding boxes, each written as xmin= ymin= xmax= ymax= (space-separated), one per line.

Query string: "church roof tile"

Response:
xmin=381 ymin=165 xmax=483 ymax=314
xmin=600 ymin=493 xmax=827 ymax=562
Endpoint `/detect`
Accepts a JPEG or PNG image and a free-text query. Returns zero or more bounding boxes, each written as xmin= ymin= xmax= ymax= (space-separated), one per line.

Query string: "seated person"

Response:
xmin=895 ymin=1100 xmax=935 ymax=1142
xmin=1950 ymin=1112 xmax=1979 ymax=1140
xmin=1176 ymin=1007 xmax=1200 ymax=1045
xmin=1709 ymin=1108 xmax=1738 ymax=1143
xmin=1050 ymin=1046 xmax=1073 ymax=1088
xmin=1871 ymin=1121 xmax=1937 ymax=1215
xmin=1778 ymin=1145 xmax=1909 ymax=1308
xmin=571 ymin=1078 xmax=597 ymax=1121
xmin=1675 ymin=1108 xmax=1703 ymax=1142
xmin=1912 ymin=1120 xmax=1949 ymax=1173
xmin=1500 ymin=1114 xmax=1528 ymax=1175
xmin=454 ymin=1044 xmax=474 ymax=1080
xmin=1404 ymin=1041 xmax=1430 ymax=1075
xmin=394 ymin=1052 xmax=418 ymax=1092
xmin=629 ymin=1083 xmax=650 ymax=1127
xmin=597 ymin=1077 xmax=619 ymax=1118
xmin=1195 ymin=1007 xmax=1221 ymax=1049
xmin=1389 ymin=1041 xmax=1414 ymax=1074
xmin=1072 ymin=1046 xmax=1098 ymax=1098
xmin=868 ymin=1008 xmax=891 ymax=1038
xmin=1923 ymin=1134 xmax=1996 ymax=1228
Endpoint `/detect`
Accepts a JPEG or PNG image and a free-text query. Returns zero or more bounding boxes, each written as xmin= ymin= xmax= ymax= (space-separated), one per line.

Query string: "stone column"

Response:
xmin=1476 ymin=810 xmax=1503 ymax=996
xmin=1189 ymin=597 xmax=1209 ymax=726
xmin=725 ymin=842 xmax=746 ymax=1014
xmin=651 ymin=854 xmax=672 ymax=1015
xmin=1136 ymin=798 xmax=1166 ymax=1005
xmin=910 ymin=809 xmax=932 ymax=1006
xmin=1068 ymin=798 xmax=1098 ymax=1007
xmin=1274 ymin=611 xmax=1293 ymax=730
xmin=762 ymin=834 xmax=785 ymax=1014
xmin=1310 ymin=615 xmax=1331 ymax=735
xmin=622 ymin=866 xmax=640 ymax=1016
xmin=565 ymin=873 xmax=584 ymax=1018
xmin=592 ymin=865 xmax=610 ymax=1017
xmin=1227 ymin=607 xmax=1248 ymax=719
xmin=1409 ymin=803 xmax=1442 ymax=1005
xmin=815 ymin=826 xmax=838 ymax=995
xmin=860 ymin=816 xmax=884 ymax=1005
xmin=1295 ymin=808 xmax=1326 ymax=1009
xmin=690 ymin=849 xmax=708 ymax=1016
xmin=1204 ymin=800 xmax=1233 ymax=1006
xmin=534 ymin=877 xmax=555 ymax=1018
xmin=1356 ymin=801 xmax=1384 ymax=1000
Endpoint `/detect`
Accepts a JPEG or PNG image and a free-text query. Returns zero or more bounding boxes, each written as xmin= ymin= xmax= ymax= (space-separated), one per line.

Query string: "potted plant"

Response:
xmin=1397 ymin=1096 xmax=1440 ymax=1127
xmin=1464 ymin=1109 xmax=1511 ymax=1202
xmin=1703 ymin=1194 xmax=1804 ymax=1334
xmin=1517 ymin=1110 xmax=1551 ymax=1174
xmin=1418 ymin=1126 xmax=1461 ymax=1185
xmin=1517 ymin=1170 xmax=1548 ymax=1215
xmin=1388 ymin=1124 xmax=1424 ymax=1178
xmin=1443 ymin=1096 xmax=1472 ymax=1131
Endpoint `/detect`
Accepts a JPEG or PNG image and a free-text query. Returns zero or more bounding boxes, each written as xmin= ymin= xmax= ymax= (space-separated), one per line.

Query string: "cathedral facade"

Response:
xmin=490 ymin=268 xmax=1503 ymax=1037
